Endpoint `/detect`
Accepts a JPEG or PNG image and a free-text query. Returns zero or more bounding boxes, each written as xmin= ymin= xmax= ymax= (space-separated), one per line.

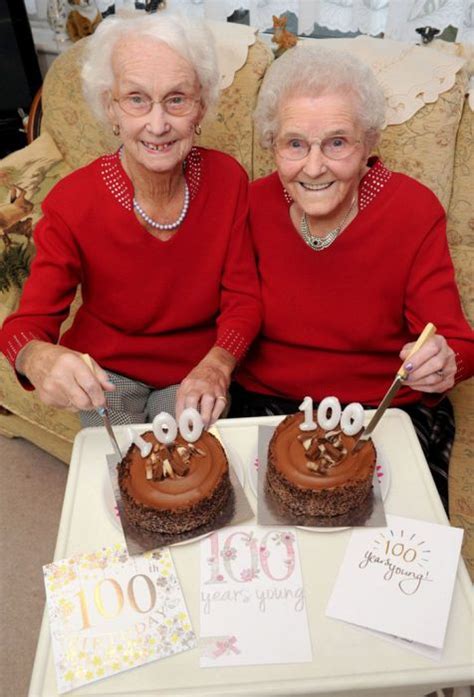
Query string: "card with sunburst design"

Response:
xmin=326 ymin=514 xmax=463 ymax=649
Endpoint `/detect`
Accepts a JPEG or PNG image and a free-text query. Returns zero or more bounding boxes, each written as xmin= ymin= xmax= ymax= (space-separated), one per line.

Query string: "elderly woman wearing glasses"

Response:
xmin=230 ymin=46 xmax=473 ymax=512
xmin=0 ymin=14 xmax=261 ymax=427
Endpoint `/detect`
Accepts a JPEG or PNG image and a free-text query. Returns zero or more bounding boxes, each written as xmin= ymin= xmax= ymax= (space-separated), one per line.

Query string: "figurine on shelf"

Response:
xmin=145 ymin=0 xmax=166 ymax=12
xmin=66 ymin=0 xmax=102 ymax=42
xmin=47 ymin=0 xmax=68 ymax=39
xmin=271 ymin=15 xmax=298 ymax=57
xmin=415 ymin=26 xmax=440 ymax=44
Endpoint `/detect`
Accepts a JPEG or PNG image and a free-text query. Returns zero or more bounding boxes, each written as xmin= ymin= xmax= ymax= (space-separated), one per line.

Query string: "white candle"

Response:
xmin=340 ymin=403 xmax=364 ymax=436
xmin=317 ymin=396 xmax=341 ymax=431
xmin=128 ymin=428 xmax=152 ymax=458
xmin=152 ymin=412 xmax=178 ymax=445
xmin=178 ymin=407 xmax=204 ymax=443
xmin=299 ymin=396 xmax=316 ymax=431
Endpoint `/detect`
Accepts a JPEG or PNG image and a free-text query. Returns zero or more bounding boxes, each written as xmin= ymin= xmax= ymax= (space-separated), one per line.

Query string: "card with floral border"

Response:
xmin=326 ymin=514 xmax=463 ymax=648
xmin=199 ymin=526 xmax=312 ymax=666
xmin=43 ymin=543 xmax=196 ymax=693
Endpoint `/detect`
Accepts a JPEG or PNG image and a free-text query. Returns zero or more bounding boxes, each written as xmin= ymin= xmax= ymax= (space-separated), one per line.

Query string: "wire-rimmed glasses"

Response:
xmin=114 ymin=93 xmax=200 ymax=117
xmin=274 ymin=134 xmax=361 ymax=161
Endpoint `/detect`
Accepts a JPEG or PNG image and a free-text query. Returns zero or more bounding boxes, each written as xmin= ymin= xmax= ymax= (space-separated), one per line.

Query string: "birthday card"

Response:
xmin=326 ymin=515 xmax=463 ymax=648
xmin=43 ymin=544 xmax=196 ymax=693
xmin=199 ymin=526 xmax=312 ymax=666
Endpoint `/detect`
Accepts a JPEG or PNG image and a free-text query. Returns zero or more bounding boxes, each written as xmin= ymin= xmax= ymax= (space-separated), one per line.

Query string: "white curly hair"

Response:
xmin=81 ymin=13 xmax=220 ymax=123
xmin=254 ymin=45 xmax=386 ymax=149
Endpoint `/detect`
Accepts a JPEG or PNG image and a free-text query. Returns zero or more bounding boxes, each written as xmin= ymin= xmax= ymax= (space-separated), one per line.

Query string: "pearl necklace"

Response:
xmin=133 ymin=182 xmax=190 ymax=231
xmin=299 ymin=197 xmax=357 ymax=251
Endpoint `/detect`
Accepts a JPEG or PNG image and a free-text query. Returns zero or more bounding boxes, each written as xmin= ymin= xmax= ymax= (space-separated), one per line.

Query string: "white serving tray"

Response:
xmin=29 ymin=409 xmax=473 ymax=697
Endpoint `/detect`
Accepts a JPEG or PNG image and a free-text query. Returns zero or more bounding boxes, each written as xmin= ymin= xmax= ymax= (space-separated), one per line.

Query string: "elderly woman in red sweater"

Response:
xmin=230 ymin=46 xmax=473 ymax=512
xmin=0 ymin=14 xmax=261 ymax=427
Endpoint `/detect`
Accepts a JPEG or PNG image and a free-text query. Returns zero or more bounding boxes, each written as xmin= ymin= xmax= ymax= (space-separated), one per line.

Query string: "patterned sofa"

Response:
xmin=0 ymin=31 xmax=472 ymax=575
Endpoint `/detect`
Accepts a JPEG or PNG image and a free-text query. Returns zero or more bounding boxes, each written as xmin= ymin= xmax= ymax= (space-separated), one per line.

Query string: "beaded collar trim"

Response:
xmin=100 ymin=146 xmax=203 ymax=212
xmin=282 ymin=158 xmax=392 ymax=211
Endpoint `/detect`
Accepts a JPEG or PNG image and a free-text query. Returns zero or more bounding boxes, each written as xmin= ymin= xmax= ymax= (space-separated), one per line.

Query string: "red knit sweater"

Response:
xmin=0 ymin=148 xmax=261 ymax=388
xmin=237 ymin=160 xmax=473 ymax=406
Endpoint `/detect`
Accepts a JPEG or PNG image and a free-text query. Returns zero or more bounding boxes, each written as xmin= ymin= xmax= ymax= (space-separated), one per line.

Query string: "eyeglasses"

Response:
xmin=114 ymin=93 xmax=200 ymax=117
xmin=274 ymin=134 xmax=361 ymax=161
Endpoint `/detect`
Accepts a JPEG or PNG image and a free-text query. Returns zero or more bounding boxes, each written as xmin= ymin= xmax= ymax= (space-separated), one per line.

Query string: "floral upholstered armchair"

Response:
xmin=0 ymin=25 xmax=472 ymax=576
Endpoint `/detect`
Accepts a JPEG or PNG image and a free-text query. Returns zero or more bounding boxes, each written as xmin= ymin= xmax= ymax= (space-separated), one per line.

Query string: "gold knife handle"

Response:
xmin=80 ymin=353 xmax=107 ymax=407
xmin=81 ymin=352 xmax=94 ymax=372
xmin=80 ymin=352 xmax=107 ymax=410
xmin=397 ymin=322 xmax=437 ymax=380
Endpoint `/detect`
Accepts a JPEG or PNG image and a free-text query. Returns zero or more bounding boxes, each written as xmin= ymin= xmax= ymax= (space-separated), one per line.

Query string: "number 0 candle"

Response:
xmin=178 ymin=407 xmax=204 ymax=443
xmin=152 ymin=412 xmax=178 ymax=445
xmin=340 ymin=402 xmax=364 ymax=436
xmin=317 ymin=396 xmax=341 ymax=431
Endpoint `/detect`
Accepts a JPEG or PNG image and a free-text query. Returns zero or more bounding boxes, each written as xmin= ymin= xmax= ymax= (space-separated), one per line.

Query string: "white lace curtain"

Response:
xmin=27 ymin=0 xmax=474 ymax=44
xmin=167 ymin=0 xmax=473 ymax=43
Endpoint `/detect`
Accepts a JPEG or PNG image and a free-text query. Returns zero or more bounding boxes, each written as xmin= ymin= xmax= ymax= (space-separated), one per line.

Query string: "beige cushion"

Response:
xmin=378 ymin=67 xmax=468 ymax=210
xmin=197 ymin=39 xmax=273 ymax=176
xmin=445 ymin=93 xmax=474 ymax=575
xmin=0 ymin=133 xmax=80 ymax=443
xmin=0 ymin=355 xmax=81 ymax=440
xmin=42 ymin=40 xmax=119 ymax=170
xmin=0 ymin=132 xmax=71 ymax=322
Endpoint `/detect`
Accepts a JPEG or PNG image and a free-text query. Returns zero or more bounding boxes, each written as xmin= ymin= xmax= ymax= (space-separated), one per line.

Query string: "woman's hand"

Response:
xmin=399 ymin=334 xmax=456 ymax=393
xmin=16 ymin=340 xmax=115 ymax=411
xmin=176 ymin=347 xmax=236 ymax=427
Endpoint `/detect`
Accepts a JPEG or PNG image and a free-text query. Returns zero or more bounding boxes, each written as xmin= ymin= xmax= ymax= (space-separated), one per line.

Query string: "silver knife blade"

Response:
xmin=352 ymin=322 xmax=437 ymax=453
xmin=80 ymin=353 xmax=122 ymax=460
xmin=352 ymin=375 xmax=404 ymax=452
xmin=97 ymin=406 xmax=122 ymax=461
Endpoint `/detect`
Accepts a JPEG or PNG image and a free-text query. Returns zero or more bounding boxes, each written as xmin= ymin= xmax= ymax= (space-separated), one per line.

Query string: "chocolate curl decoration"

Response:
xmin=298 ymin=429 xmax=347 ymax=475
xmin=145 ymin=442 xmax=205 ymax=481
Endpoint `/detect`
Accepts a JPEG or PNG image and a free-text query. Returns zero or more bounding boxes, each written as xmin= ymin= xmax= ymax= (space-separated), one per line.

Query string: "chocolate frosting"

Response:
xmin=271 ymin=412 xmax=375 ymax=490
xmin=120 ymin=430 xmax=228 ymax=511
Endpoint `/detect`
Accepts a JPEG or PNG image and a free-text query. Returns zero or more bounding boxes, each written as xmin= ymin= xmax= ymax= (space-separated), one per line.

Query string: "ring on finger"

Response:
xmin=216 ymin=395 xmax=227 ymax=403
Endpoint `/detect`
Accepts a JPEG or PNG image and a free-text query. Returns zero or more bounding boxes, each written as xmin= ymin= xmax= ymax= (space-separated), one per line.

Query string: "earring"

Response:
xmin=112 ymin=124 xmax=120 ymax=136
xmin=194 ymin=124 xmax=202 ymax=136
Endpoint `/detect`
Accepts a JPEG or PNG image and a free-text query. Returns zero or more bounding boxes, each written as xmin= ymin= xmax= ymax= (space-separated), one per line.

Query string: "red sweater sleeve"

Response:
xmin=403 ymin=206 xmax=474 ymax=385
xmin=0 ymin=201 xmax=82 ymax=372
xmin=214 ymin=170 xmax=262 ymax=361
xmin=0 ymin=149 xmax=262 ymax=387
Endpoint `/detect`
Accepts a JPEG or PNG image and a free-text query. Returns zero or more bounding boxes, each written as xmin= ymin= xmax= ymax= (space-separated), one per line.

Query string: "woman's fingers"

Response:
xmin=211 ymin=394 xmax=228 ymax=424
xmin=177 ymin=383 xmax=228 ymax=428
xmin=80 ymin=356 xmax=116 ymax=400
xmin=20 ymin=342 xmax=113 ymax=411
xmin=199 ymin=393 xmax=216 ymax=428
xmin=399 ymin=335 xmax=456 ymax=392
xmin=176 ymin=382 xmax=227 ymax=429
xmin=198 ymin=392 xmax=228 ymax=427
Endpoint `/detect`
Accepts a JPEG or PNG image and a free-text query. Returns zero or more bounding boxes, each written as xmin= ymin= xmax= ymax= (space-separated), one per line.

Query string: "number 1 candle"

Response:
xmin=299 ymin=396 xmax=316 ymax=431
xmin=128 ymin=428 xmax=152 ymax=457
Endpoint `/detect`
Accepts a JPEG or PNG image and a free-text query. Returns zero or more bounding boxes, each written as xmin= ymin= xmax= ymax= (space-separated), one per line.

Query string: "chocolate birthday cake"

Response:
xmin=267 ymin=412 xmax=376 ymax=518
xmin=117 ymin=430 xmax=231 ymax=535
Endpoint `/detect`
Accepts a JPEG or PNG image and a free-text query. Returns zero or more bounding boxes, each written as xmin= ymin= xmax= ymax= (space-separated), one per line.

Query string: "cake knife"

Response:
xmin=352 ymin=322 xmax=437 ymax=453
xmin=80 ymin=353 xmax=122 ymax=460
